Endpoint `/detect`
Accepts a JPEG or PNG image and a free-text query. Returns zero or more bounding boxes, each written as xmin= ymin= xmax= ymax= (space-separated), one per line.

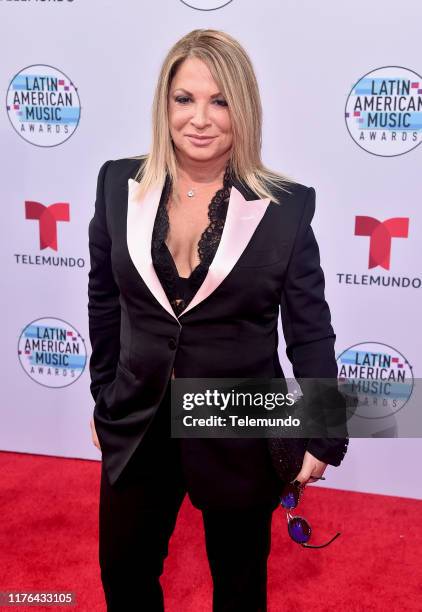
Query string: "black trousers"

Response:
xmin=98 ymin=395 xmax=276 ymax=612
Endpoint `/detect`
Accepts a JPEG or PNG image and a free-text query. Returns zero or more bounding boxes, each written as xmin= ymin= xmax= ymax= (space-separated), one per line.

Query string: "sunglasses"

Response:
xmin=279 ymin=478 xmax=341 ymax=549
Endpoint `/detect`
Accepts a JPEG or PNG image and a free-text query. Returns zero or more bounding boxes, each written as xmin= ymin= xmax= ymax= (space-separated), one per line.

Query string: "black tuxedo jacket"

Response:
xmin=88 ymin=157 xmax=348 ymax=508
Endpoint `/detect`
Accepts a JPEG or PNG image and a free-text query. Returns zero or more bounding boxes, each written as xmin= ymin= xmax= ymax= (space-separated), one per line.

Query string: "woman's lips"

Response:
xmin=186 ymin=135 xmax=216 ymax=147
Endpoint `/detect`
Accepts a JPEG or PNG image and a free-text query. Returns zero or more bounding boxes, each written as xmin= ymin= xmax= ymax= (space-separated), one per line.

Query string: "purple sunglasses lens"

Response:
xmin=280 ymin=489 xmax=297 ymax=510
xmin=280 ymin=483 xmax=300 ymax=509
xmin=288 ymin=516 xmax=311 ymax=544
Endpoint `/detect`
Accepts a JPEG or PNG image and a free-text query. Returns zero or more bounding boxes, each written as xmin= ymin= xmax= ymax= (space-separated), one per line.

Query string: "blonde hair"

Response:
xmin=132 ymin=29 xmax=295 ymax=204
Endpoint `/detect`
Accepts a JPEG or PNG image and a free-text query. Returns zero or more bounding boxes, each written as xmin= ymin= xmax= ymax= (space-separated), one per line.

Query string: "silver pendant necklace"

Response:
xmin=186 ymin=182 xmax=221 ymax=198
xmin=182 ymin=170 xmax=227 ymax=199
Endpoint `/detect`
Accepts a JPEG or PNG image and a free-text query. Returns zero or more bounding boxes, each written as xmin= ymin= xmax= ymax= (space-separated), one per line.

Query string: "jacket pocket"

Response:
xmin=116 ymin=361 xmax=142 ymax=384
xmin=94 ymin=362 xmax=144 ymax=419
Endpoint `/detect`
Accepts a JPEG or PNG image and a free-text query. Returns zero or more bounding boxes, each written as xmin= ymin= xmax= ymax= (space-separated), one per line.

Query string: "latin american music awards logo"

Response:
xmin=18 ymin=317 xmax=87 ymax=388
xmin=179 ymin=0 xmax=233 ymax=9
xmin=337 ymin=342 xmax=413 ymax=420
xmin=6 ymin=64 xmax=81 ymax=147
xmin=345 ymin=66 xmax=422 ymax=156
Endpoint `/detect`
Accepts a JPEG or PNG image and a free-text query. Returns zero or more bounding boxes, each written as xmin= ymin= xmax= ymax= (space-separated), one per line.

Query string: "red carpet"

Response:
xmin=0 ymin=451 xmax=421 ymax=611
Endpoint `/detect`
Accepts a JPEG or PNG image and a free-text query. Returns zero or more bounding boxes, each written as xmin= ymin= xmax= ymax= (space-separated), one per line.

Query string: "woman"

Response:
xmin=88 ymin=29 xmax=348 ymax=611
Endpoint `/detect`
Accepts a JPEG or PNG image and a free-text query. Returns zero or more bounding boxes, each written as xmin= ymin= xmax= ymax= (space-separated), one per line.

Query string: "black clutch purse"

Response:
xmin=265 ymin=393 xmax=309 ymax=484
xmin=266 ymin=386 xmax=351 ymax=485
xmin=267 ymin=436 xmax=309 ymax=485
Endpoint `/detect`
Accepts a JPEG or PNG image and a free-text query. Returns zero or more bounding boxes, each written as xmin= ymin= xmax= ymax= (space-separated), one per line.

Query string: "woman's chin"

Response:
xmin=177 ymin=145 xmax=227 ymax=164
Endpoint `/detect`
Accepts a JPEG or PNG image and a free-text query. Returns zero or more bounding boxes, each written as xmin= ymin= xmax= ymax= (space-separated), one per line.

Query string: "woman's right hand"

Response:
xmin=90 ymin=416 xmax=101 ymax=451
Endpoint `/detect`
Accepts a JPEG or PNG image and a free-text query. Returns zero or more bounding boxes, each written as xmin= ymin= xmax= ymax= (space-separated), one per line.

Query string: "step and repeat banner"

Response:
xmin=1 ymin=0 xmax=420 ymax=498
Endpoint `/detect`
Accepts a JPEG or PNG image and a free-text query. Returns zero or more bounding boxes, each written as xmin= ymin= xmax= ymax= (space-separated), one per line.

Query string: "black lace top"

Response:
xmin=151 ymin=164 xmax=232 ymax=317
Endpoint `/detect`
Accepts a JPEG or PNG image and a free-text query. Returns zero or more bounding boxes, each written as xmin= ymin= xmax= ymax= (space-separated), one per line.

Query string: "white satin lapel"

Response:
xmin=127 ymin=178 xmax=181 ymax=325
xmin=178 ymin=186 xmax=271 ymax=318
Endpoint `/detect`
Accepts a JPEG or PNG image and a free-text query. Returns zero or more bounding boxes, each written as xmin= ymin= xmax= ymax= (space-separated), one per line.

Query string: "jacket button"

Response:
xmin=168 ymin=338 xmax=177 ymax=350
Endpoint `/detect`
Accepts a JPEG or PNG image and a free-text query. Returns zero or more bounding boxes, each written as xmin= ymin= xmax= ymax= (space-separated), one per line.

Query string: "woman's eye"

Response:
xmin=175 ymin=96 xmax=191 ymax=104
xmin=174 ymin=96 xmax=228 ymax=107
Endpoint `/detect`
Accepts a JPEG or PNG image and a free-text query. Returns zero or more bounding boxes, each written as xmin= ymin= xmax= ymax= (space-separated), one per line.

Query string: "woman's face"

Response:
xmin=168 ymin=57 xmax=233 ymax=164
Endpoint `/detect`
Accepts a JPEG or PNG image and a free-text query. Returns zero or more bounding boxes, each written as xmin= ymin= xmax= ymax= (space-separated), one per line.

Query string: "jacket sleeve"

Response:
xmin=279 ymin=187 xmax=349 ymax=466
xmin=87 ymin=160 xmax=121 ymax=402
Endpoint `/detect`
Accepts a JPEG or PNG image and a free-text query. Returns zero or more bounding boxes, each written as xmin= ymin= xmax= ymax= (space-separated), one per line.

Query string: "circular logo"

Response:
xmin=345 ymin=66 xmax=422 ymax=157
xmin=6 ymin=64 xmax=81 ymax=147
xmin=337 ymin=341 xmax=413 ymax=421
xmin=18 ymin=317 xmax=87 ymax=388
xmin=179 ymin=0 xmax=233 ymax=9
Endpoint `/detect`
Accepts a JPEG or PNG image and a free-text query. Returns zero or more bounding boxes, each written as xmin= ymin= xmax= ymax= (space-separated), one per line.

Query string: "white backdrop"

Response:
xmin=1 ymin=0 xmax=421 ymax=499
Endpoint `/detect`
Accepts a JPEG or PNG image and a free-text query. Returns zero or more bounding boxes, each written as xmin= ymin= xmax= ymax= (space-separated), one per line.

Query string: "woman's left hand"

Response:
xmin=294 ymin=450 xmax=327 ymax=486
